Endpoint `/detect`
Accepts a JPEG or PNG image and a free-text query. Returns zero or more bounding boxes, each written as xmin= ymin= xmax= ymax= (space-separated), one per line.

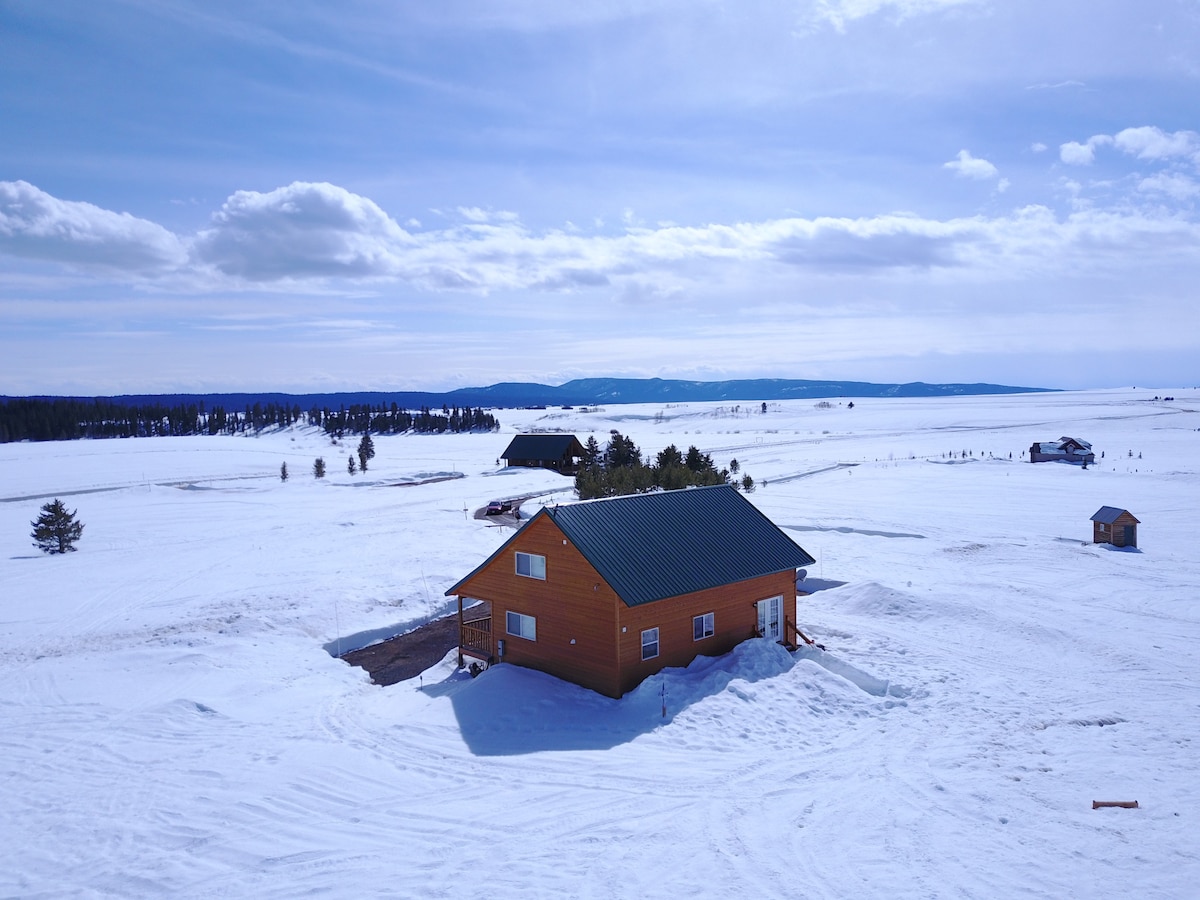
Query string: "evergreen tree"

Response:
xmin=604 ymin=432 xmax=640 ymax=468
xmin=348 ymin=455 xmax=357 ymax=475
xmin=729 ymin=458 xmax=740 ymax=474
xmin=31 ymin=499 xmax=85 ymax=554
xmin=684 ymin=445 xmax=713 ymax=472
xmin=741 ymin=473 xmax=755 ymax=493
xmin=313 ymin=457 xmax=326 ymax=479
xmin=280 ymin=461 xmax=289 ymax=482
xmin=357 ymin=433 xmax=375 ymax=472
xmin=656 ymin=444 xmax=683 ymax=469
xmin=581 ymin=435 xmax=601 ymax=469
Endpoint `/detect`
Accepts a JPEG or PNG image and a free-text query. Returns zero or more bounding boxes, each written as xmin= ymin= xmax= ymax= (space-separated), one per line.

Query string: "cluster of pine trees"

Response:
xmin=310 ymin=403 xmax=498 ymax=437
xmin=575 ymin=433 xmax=751 ymax=500
xmin=0 ymin=398 xmax=498 ymax=443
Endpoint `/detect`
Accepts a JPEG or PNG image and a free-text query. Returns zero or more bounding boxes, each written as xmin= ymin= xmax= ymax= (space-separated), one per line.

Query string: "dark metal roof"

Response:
xmin=1091 ymin=506 xmax=1139 ymax=524
xmin=501 ymin=433 xmax=585 ymax=461
xmin=545 ymin=485 xmax=815 ymax=607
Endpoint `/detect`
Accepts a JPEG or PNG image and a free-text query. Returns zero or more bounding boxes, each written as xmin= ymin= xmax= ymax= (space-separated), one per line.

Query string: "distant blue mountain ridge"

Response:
xmin=7 ymin=377 xmax=1055 ymax=410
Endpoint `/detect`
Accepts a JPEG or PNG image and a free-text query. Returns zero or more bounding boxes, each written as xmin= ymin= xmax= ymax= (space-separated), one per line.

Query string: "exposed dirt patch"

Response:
xmin=341 ymin=604 xmax=489 ymax=686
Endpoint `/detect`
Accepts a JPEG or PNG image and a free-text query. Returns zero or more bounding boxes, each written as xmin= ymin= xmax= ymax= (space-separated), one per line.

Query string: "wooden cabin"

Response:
xmin=446 ymin=484 xmax=816 ymax=698
xmin=500 ymin=434 xmax=586 ymax=475
xmin=1091 ymin=507 xmax=1140 ymax=548
xmin=1030 ymin=436 xmax=1095 ymax=465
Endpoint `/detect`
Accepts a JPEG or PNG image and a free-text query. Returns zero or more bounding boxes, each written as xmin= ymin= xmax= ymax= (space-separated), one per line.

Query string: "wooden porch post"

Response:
xmin=456 ymin=594 xmax=464 ymax=668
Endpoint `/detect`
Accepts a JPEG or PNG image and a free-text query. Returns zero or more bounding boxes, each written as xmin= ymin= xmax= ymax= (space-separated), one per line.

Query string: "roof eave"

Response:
xmin=444 ymin=508 xmax=553 ymax=595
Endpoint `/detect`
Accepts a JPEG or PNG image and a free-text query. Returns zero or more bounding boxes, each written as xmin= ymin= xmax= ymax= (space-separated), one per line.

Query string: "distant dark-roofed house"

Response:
xmin=500 ymin=433 xmax=586 ymax=475
xmin=1091 ymin=507 xmax=1140 ymax=548
xmin=446 ymin=484 xmax=816 ymax=697
xmin=1030 ymin=436 xmax=1095 ymax=465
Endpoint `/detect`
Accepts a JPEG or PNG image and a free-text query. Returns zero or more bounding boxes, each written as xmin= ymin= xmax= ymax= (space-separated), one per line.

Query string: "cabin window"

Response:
xmin=506 ymin=611 xmax=537 ymax=641
xmin=515 ymin=551 xmax=546 ymax=580
xmin=693 ymin=612 xmax=715 ymax=641
xmin=641 ymin=627 xmax=659 ymax=660
xmin=1099 ymin=523 xmax=1108 ymax=533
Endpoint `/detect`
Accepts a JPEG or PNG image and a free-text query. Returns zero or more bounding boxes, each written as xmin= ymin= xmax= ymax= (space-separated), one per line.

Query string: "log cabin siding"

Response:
xmin=1093 ymin=511 xmax=1139 ymax=547
xmin=615 ymin=569 xmax=797 ymax=696
xmin=453 ymin=515 xmax=624 ymax=697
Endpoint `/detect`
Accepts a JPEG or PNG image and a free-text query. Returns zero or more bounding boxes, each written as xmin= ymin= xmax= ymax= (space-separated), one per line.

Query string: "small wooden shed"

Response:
xmin=1091 ymin=507 xmax=1140 ymax=548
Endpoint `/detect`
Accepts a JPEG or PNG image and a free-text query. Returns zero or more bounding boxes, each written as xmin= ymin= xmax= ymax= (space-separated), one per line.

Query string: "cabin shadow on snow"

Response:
xmin=437 ymin=639 xmax=801 ymax=756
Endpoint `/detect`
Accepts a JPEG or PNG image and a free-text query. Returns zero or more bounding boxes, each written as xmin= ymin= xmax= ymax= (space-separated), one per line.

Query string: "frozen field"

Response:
xmin=2 ymin=388 xmax=1198 ymax=898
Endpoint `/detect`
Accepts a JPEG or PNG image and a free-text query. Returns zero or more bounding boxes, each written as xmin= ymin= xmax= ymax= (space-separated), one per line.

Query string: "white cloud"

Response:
xmin=1112 ymin=126 xmax=1200 ymax=163
xmin=1025 ymin=80 xmax=1086 ymax=92
xmin=1059 ymin=135 xmax=1112 ymax=165
xmin=1137 ymin=172 xmax=1200 ymax=201
xmin=943 ymin=149 xmax=999 ymax=180
xmin=1059 ymin=141 xmax=1093 ymax=165
xmin=4 ymin=181 xmax=1200 ymax=301
xmin=1061 ymin=126 xmax=1200 ymax=167
xmin=1031 ymin=142 xmax=1048 ymax=153
xmin=0 ymin=180 xmax=187 ymax=273
xmin=804 ymin=0 xmax=977 ymax=33
xmin=192 ymin=182 xmax=414 ymax=280
xmin=457 ymin=207 xmax=490 ymax=223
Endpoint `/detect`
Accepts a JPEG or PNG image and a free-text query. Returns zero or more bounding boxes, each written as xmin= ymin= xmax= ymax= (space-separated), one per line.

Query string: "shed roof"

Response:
xmin=501 ymin=433 xmax=585 ymax=461
xmin=448 ymin=484 xmax=815 ymax=607
xmin=1091 ymin=506 xmax=1140 ymax=524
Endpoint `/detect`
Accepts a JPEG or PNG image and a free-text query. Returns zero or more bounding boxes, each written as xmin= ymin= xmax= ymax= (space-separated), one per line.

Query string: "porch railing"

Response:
xmin=460 ymin=616 xmax=493 ymax=662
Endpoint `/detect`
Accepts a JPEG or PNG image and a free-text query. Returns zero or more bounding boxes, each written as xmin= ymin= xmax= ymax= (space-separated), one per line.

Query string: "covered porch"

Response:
xmin=455 ymin=597 xmax=493 ymax=666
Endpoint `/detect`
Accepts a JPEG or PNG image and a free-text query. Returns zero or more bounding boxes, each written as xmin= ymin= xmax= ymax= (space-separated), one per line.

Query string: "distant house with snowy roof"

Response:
xmin=1029 ymin=436 xmax=1095 ymax=465
xmin=446 ymin=484 xmax=816 ymax=697
xmin=1090 ymin=507 xmax=1139 ymax=548
xmin=500 ymin=434 xmax=586 ymax=475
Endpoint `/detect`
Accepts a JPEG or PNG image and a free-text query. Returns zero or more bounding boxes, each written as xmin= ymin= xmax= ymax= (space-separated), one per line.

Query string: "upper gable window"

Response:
xmin=515 ymin=551 xmax=546 ymax=580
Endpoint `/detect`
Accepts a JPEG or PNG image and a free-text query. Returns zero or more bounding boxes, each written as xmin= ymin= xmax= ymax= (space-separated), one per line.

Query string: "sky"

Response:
xmin=2 ymin=0 xmax=1199 ymax=395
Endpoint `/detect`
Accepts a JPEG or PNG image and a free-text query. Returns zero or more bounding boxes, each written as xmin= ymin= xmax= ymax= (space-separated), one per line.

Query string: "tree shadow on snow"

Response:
xmin=440 ymin=640 xmax=800 ymax=756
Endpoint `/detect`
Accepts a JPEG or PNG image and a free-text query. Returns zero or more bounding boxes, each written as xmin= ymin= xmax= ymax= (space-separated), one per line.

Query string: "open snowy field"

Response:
xmin=2 ymin=388 xmax=1198 ymax=898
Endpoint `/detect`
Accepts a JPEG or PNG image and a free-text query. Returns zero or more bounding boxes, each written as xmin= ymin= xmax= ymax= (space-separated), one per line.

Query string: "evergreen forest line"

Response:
xmin=0 ymin=398 xmax=499 ymax=443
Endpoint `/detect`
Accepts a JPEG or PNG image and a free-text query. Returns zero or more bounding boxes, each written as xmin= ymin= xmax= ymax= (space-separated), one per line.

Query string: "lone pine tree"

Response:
xmin=31 ymin=498 xmax=85 ymax=554
xmin=356 ymin=433 xmax=375 ymax=472
xmin=313 ymin=457 xmax=326 ymax=479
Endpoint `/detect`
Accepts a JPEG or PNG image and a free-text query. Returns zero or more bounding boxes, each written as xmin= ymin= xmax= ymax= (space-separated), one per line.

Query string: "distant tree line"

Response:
xmin=575 ymin=432 xmax=753 ymax=500
xmin=309 ymin=403 xmax=498 ymax=437
xmin=0 ymin=398 xmax=498 ymax=443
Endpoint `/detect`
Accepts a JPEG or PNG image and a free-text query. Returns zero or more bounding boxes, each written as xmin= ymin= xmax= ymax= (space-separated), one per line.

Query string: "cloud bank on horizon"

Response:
xmin=1 ymin=0 xmax=1198 ymax=393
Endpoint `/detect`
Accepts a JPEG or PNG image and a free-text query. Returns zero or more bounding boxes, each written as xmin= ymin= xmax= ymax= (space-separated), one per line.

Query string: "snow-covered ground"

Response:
xmin=2 ymin=388 xmax=1198 ymax=898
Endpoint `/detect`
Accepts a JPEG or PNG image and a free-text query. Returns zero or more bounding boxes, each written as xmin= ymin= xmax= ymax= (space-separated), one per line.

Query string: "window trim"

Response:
xmin=693 ymin=612 xmax=715 ymax=641
xmin=641 ymin=627 xmax=660 ymax=661
xmin=506 ymin=610 xmax=537 ymax=641
xmin=515 ymin=551 xmax=546 ymax=580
